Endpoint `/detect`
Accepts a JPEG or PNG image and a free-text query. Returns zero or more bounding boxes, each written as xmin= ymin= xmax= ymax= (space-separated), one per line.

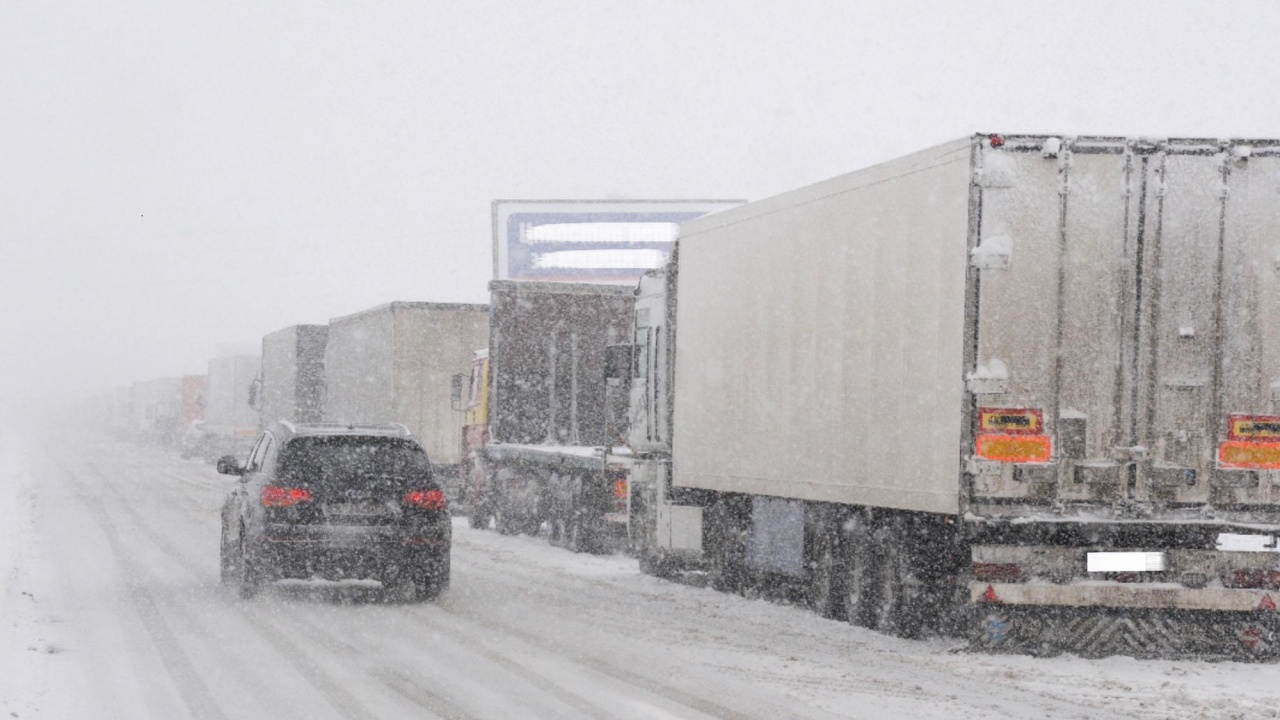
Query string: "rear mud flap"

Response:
xmin=971 ymin=606 xmax=1280 ymax=660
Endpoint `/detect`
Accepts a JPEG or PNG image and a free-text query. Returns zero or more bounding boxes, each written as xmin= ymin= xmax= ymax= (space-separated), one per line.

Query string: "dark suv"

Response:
xmin=218 ymin=422 xmax=451 ymax=600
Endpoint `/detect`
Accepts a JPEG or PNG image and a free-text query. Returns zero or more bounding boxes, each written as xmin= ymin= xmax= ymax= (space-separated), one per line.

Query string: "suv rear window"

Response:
xmin=277 ymin=436 xmax=432 ymax=489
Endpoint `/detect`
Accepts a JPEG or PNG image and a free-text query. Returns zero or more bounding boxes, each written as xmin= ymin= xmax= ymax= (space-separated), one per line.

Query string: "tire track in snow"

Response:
xmin=54 ymin=456 xmax=229 ymax=720
xmin=366 ymin=667 xmax=487 ymax=720
xmin=84 ymin=441 xmax=751 ymax=719
xmin=450 ymin=530 xmax=1117 ymax=720
xmin=84 ymin=448 xmax=745 ymax=720
xmin=82 ymin=450 xmax=513 ymax=720
xmin=74 ymin=456 xmax=377 ymax=720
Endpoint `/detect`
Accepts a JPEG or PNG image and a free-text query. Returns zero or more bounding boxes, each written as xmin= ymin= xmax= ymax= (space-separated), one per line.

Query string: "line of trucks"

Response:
xmin=106 ymin=134 xmax=1280 ymax=660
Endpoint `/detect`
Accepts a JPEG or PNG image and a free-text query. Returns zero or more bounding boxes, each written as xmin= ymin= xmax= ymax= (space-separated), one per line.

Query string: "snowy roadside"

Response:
xmin=0 ymin=432 xmax=51 ymax=719
xmin=2 ymin=434 xmax=1279 ymax=720
xmin=454 ymin=516 xmax=1280 ymax=720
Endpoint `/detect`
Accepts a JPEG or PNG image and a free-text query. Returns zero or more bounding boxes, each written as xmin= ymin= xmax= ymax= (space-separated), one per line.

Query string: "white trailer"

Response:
xmin=202 ymin=355 xmax=261 ymax=460
xmin=323 ymin=301 xmax=489 ymax=483
xmin=259 ymin=324 xmax=328 ymax=426
xmin=629 ymin=134 xmax=1280 ymax=659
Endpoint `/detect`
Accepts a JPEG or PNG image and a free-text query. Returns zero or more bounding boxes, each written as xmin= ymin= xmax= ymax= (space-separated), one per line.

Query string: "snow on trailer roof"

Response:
xmin=680 ymin=133 xmax=1280 ymax=239
xmin=326 ymin=300 xmax=489 ymax=325
xmin=487 ymin=279 xmax=635 ymax=297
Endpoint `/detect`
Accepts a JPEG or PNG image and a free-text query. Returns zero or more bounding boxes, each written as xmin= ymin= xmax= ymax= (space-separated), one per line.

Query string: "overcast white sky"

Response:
xmin=3 ymin=0 xmax=1279 ymax=406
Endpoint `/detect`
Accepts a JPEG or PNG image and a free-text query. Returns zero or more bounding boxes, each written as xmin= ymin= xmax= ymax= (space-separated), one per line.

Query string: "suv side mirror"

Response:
xmin=605 ymin=344 xmax=632 ymax=382
xmin=450 ymin=373 xmax=466 ymax=411
xmin=216 ymin=455 xmax=243 ymax=476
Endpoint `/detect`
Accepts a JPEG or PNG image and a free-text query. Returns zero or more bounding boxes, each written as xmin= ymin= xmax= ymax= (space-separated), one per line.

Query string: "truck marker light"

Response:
xmin=1087 ymin=552 xmax=1166 ymax=572
xmin=1217 ymin=441 xmax=1280 ymax=470
xmin=975 ymin=434 xmax=1052 ymax=463
xmin=988 ymin=134 xmax=1005 ymax=148
xmin=1261 ymin=594 xmax=1277 ymax=611
xmin=978 ymin=408 xmax=1043 ymax=435
xmin=613 ymin=479 xmax=628 ymax=499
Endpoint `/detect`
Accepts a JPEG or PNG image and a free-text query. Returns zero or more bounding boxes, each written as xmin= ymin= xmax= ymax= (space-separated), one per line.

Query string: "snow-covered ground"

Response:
xmin=2 ymin=432 xmax=1278 ymax=720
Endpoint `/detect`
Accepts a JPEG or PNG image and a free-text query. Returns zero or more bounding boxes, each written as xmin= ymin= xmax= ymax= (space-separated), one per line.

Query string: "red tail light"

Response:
xmin=1227 ymin=569 xmax=1280 ymax=590
xmin=404 ymin=489 xmax=447 ymax=510
xmin=261 ymin=486 xmax=313 ymax=508
xmin=973 ymin=563 xmax=1024 ymax=582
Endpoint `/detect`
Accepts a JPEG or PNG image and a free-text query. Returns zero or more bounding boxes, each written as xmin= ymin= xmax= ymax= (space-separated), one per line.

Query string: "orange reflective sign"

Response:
xmin=1218 ymin=441 xmax=1280 ymax=470
xmin=976 ymin=434 xmax=1052 ymax=463
xmin=1228 ymin=415 xmax=1280 ymax=441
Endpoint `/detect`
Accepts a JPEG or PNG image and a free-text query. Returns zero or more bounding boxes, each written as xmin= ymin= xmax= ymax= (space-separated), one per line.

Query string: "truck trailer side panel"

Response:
xmin=260 ymin=324 xmax=328 ymax=427
xmin=392 ymin=305 xmax=491 ymax=466
xmin=671 ymin=138 xmax=973 ymax=514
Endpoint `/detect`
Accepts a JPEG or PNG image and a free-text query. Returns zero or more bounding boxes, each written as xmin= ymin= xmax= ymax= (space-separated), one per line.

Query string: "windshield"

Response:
xmin=278 ymin=436 xmax=431 ymax=487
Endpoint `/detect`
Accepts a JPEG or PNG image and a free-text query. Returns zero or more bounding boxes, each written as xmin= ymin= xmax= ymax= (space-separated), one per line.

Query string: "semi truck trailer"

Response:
xmin=202 ymin=354 xmax=261 ymax=459
xmin=628 ymin=134 xmax=1280 ymax=658
xmin=259 ymin=324 xmax=328 ymax=427
xmin=324 ymin=301 xmax=489 ymax=500
xmin=461 ymin=280 xmax=633 ymax=552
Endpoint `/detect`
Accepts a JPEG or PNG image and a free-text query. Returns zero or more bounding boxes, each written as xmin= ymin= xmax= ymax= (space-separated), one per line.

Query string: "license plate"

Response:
xmin=325 ymin=502 xmax=382 ymax=517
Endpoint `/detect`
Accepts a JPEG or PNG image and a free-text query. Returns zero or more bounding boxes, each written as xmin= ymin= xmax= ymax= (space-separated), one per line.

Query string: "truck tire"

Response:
xmin=566 ymin=512 xmax=590 ymax=554
xmin=844 ymin=512 xmax=876 ymax=628
xmin=810 ymin=524 xmax=847 ymax=620
xmin=871 ymin=516 xmax=926 ymax=639
xmin=494 ymin=504 xmax=517 ymax=535
xmin=467 ymin=504 xmax=491 ymax=530
xmin=708 ymin=499 xmax=748 ymax=593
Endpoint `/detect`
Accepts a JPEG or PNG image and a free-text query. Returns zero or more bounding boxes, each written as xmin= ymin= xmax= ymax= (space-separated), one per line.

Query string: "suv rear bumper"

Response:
xmin=249 ymin=523 xmax=449 ymax=581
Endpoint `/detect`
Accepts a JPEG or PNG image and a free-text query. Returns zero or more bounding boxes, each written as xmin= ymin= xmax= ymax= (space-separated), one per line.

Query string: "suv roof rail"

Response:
xmin=287 ymin=422 xmax=414 ymax=436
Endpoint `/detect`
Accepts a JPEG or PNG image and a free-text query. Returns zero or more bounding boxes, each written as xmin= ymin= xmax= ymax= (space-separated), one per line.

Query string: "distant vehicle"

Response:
xmin=203 ymin=354 xmax=261 ymax=461
xmin=179 ymin=419 xmax=212 ymax=459
xmin=217 ymin=422 xmax=451 ymax=601
xmin=458 ymin=280 xmax=633 ymax=553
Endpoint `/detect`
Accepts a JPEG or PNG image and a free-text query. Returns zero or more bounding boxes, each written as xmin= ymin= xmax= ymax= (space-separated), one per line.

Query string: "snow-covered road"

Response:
xmin=2 ymin=432 xmax=1278 ymax=720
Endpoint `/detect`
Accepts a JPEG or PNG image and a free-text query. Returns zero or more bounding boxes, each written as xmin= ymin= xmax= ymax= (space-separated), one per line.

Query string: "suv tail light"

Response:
xmin=261 ymin=486 xmax=313 ymax=507
xmin=404 ymin=489 xmax=447 ymax=510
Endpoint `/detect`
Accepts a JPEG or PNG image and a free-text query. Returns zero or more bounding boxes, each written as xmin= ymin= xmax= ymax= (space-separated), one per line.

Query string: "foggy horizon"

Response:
xmin=5 ymin=0 xmax=1280 ymax=406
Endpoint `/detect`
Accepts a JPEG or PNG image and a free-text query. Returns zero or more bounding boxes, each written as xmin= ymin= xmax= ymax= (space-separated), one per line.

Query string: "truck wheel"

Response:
xmin=467 ymin=504 xmax=491 ymax=530
xmin=872 ymin=517 xmax=925 ymax=638
xmin=566 ymin=513 xmax=590 ymax=554
xmin=810 ymin=527 xmax=847 ymax=620
xmin=494 ymin=505 xmax=517 ymax=535
xmin=844 ymin=513 xmax=876 ymax=628
xmin=708 ymin=502 xmax=748 ymax=593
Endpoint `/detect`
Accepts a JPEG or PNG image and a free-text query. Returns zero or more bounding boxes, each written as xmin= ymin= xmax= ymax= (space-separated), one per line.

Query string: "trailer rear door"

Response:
xmin=971 ymin=137 xmax=1280 ymax=508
